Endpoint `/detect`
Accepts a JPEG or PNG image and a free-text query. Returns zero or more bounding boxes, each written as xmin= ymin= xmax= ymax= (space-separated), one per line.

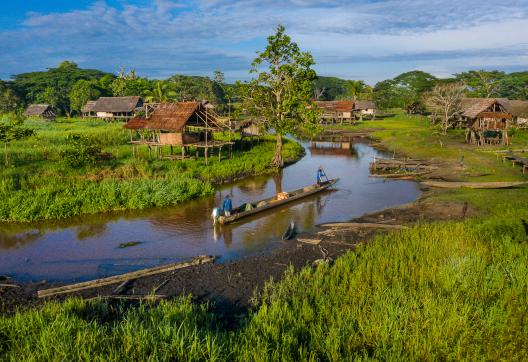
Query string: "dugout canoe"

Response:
xmin=217 ymin=179 xmax=339 ymax=225
xmin=421 ymin=181 xmax=528 ymax=189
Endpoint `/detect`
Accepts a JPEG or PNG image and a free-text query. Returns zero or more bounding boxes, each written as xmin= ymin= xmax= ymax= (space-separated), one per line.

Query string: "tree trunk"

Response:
xmin=273 ymin=133 xmax=283 ymax=167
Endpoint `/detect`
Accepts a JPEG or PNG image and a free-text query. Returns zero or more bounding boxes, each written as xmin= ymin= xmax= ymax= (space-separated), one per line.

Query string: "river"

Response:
xmin=0 ymin=139 xmax=420 ymax=282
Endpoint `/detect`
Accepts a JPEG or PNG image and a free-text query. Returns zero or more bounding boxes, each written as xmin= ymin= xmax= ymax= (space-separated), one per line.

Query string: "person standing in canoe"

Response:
xmin=317 ymin=166 xmax=327 ymax=185
xmin=222 ymin=194 xmax=233 ymax=216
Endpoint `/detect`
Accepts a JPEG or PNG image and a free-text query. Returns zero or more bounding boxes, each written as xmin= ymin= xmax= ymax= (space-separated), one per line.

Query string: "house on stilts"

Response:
xmin=315 ymin=101 xmax=355 ymax=124
xmin=460 ymin=98 xmax=513 ymax=145
xmin=124 ymin=101 xmax=234 ymax=163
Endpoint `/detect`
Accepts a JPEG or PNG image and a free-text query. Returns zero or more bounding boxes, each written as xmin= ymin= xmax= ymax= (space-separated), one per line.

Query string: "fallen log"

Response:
xmin=38 ymin=255 xmax=215 ymax=298
xmin=0 ymin=283 xmax=19 ymax=288
xmin=370 ymin=172 xmax=429 ymax=179
xmin=320 ymin=222 xmax=408 ymax=229
xmin=112 ymin=279 xmax=134 ymax=295
xmin=297 ymin=238 xmax=322 ymax=245
xmin=86 ymin=294 xmax=167 ymax=302
xmin=421 ymin=181 xmax=528 ymax=189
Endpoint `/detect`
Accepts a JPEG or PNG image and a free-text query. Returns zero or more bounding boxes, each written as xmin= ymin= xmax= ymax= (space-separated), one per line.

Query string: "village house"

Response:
xmin=23 ymin=104 xmax=55 ymax=119
xmin=505 ymin=100 xmax=528 ymax=127
xmin=91 ymin=96 xmax=143 ymax=120
xmin=124 ymin=101 xmax=233 ymax=163
xmin=315 ymin=101 xmax=355 ymax=124
xmin=460 ymin=98 xmax=513 ymax=145
xmin=81 ymin=101 xmax=97 ymax=118
xmin=353 ymin=100 xmax=377 ymax=120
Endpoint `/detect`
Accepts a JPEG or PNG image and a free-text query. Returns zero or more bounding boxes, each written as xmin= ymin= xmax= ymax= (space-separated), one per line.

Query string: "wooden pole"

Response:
xmin=37 ymin=255 xmax=215 ymax=298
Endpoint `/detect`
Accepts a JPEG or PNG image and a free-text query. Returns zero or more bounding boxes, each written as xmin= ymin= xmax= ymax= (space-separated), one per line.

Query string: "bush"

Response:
xmin=59 ymin=134 xmax=105 ymax=167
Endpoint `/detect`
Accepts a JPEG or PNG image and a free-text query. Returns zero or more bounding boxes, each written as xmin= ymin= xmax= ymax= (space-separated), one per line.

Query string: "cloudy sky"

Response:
xmin=1 ymin=0 xmax=527 ymax=84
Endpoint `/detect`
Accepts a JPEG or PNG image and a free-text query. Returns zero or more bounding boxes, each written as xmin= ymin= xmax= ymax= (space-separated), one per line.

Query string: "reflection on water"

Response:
xmin=0 ymin=141 xmax=420 ymax=282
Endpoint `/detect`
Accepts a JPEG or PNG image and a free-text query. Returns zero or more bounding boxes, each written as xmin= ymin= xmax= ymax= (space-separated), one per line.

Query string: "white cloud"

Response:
xmin=0 ymin=0 xmax=526 ymax=82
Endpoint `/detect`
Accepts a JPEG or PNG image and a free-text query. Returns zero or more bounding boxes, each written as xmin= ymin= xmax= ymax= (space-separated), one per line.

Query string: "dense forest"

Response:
xmin=1 ymin=61 xmax=527 ymax=116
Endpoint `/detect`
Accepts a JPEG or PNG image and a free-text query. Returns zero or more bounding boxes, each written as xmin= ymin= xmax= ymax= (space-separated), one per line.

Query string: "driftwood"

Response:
xmin=0 ymin=283 xmax=19 ymax=288
xmin=86 ymin=294 xmax=167 ymax=302
xmin=320 ymin=222 xmax=408 ymax=229
xmin=369 ymin=171 xmax=430 ymax=179
xmin=152 ymin=279 xmax=170 ymax=294
xmin=297 ymin=238 xmax=322 ymax=245
xmin=112 ymin=279 xmax=134 ymax=295
xmin=38 ymin=255 xmax=215 ymax=298
xmin=421 ymin=181 xmax=528 ymax=189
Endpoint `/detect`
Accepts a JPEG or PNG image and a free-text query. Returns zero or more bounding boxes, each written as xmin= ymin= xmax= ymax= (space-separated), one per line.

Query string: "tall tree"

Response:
xmin=424 ymin=82 xmax=465 ymax=135
xmin=69 ymin=79 xmax=101 ymax=114
xmin=0 ymin=82 xmax=21 ymax=113
xmin=243 ymin=25 xmax=319 ymax=167
xmin=456 ymin=70 xmax=505 ymax=98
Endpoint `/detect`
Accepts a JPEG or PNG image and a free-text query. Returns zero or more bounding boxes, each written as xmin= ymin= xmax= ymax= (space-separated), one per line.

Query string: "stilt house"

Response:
xmin=461 ymin=98 xmax=513 ymax=145
xmin=23 ymin=104 xmax=55 ymax=119
xmin=315 ymin=101 xmax=355 ymax=124
xmin=92 ymin=96 xmax=143 ymax=120
xmin=124 ymin=101 xmax=233 ymax=162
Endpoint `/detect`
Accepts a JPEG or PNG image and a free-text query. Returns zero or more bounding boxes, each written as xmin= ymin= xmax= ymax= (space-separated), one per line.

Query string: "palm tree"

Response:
xmin=345 ymin=80 xmax=365 ymax=100
xmin=144 ymin=81 xmax=177 ymax=103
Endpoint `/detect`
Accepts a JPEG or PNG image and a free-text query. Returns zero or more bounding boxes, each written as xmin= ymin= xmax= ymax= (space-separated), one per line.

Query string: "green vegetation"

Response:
xmin=242 ymin=25 xmax=319 ymax=167
xmin=0 ymin=118 xmax=303 ymax=222
xmin=2 ymin=113 xmax=527 ymax=360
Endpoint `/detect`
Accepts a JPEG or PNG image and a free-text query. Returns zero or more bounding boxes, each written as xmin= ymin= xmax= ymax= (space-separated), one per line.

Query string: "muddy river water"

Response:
xmin=0 ymin=139 xmax=420 ymax=282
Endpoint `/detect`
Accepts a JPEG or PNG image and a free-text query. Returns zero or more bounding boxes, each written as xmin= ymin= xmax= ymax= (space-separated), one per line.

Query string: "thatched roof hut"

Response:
xmin=23 ymin=104 xmax=55 ymax=119
xmin=81 ymin=101 xmax=97 ymax=118
xmin=124 ymin=101 xmax=232 ymax=162
xmin=353 ymin=100 xmax=376 ymax=111
xmin=504 ymin=100 xmax=528 ymax=125
xmin=92 ymin=96 xmax=143 ymax=119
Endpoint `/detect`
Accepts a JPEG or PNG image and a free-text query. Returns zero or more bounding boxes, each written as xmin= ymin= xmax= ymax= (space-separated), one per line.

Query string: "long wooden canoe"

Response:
xmin=421 ymin=181 xmax=528 ymax=189
xmin=217 ymin=179 xmax=339 ymax=225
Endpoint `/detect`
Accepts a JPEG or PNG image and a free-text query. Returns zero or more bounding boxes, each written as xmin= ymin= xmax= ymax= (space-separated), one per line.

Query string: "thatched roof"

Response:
xmin=460 ymin=98 xmax=509 ymax=119
xmin=124 ymin=102 xmax=211 ymax=132
xmin=81 ymin=101 xmax=97 ymax=113
xmin=316 ymin=101 xmax=354 ymax=113
xmin=505 ymin=100 xmax=528 ymax=118
xmin=354 ymin=100 xmax=376 ymax=110
xmin=23 ymin=104 xmax=52 ymax=116
xmin=92 ymin=96 xmax=142 ymax=113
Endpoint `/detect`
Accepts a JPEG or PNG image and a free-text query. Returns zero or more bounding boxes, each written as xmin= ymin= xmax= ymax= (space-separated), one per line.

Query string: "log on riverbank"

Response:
xmin=37 ymin=255 xmax=215 ymax=298
xmin=421 ymin=181 xmax=528 ymax=189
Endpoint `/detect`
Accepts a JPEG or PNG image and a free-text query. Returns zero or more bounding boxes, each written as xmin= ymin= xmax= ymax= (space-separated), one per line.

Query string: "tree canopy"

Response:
xmin=242 ymin=25 xmax=319 ymax=167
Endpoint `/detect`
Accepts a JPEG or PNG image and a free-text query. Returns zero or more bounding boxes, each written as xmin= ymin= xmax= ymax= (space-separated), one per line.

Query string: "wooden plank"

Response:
xmin=0 ymin=283 xmax=19 ymax=288
xmin=320 ymin=223 xmax=408 ymax=229
xmin=297 ymin=238 xmax=322 ymax=245
xmin=38 ymin=255 xmax=215 ymax=298
xmin=86 ymin=294 xmax=167 ymax=302
xmin=421 ymin=181 xmax=528 ymax=189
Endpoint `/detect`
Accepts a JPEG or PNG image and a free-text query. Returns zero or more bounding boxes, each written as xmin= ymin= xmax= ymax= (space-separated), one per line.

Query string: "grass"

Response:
xmin=0 ymin=118 xmax=303 ymax=222
xmin=1 ymin=112 xmax=528 ymax=360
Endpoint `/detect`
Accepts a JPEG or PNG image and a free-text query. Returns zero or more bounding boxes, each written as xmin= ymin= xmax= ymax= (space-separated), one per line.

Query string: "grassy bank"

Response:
xmin=1 ymin=113 xmax=528 ymax=360
xmin=0 ymin=118 xmax=303 ymax=222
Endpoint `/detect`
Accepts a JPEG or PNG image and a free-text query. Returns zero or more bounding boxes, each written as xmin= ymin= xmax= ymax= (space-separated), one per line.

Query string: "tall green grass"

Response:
xmin=0 ymin=118 xmax=303 ymax=222
xmin=2 ymin=197 xmax=527 ymax=360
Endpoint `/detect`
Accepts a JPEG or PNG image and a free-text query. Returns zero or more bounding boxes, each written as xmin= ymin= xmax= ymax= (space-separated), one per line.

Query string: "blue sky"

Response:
xmin=1 ymin=0 xmax=527 ymax=84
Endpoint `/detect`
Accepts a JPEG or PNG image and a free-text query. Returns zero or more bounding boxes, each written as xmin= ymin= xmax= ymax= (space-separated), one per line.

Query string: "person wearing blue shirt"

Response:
xmin=317 ymin=166 xmax=326 ymax=185
xmin=222 ymin=195 xmax=233 ymax=216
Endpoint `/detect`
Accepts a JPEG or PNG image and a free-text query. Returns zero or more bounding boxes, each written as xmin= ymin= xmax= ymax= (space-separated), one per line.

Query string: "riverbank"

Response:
xmin=2 ymin=114 xmax=528 ymax=360
xmin=0 ymin=118 xmax=303 ymax=222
